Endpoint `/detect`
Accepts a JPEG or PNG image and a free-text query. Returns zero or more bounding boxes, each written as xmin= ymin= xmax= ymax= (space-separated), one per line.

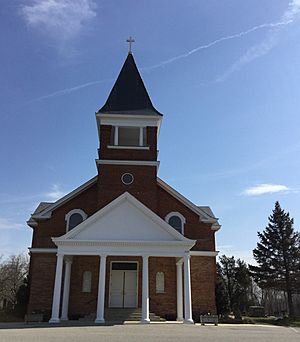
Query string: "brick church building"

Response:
xmin=27 ymin=50 xmax=221 ymax=324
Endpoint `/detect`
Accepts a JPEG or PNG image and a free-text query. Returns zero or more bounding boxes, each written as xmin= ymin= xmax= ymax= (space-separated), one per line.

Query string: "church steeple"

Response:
xmin=95 ymin=49 xmax=163 ymax=210
xmin=98 ymin=53 xmax=162 ymax=116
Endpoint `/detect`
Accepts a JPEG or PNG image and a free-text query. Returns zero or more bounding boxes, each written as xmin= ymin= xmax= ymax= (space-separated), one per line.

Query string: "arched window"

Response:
xmin=65 ymin=209 xmax=87 ymax=232
xmin=156 ymin=272 xmax=165 ymax=293
xmin=165 ymin=212 xmax=186 ymax=234
xmin=82 ymin=271 xmax=92 ymax=293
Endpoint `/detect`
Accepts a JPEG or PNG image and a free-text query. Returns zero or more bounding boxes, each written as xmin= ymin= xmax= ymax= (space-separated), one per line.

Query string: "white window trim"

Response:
xmin=165 ymin=212 xmax=186 ymax=235
xmin=107 ymin=145 xmax=149 ymax=150
xmin=113 ymin=125 xmax=146 ymax=147
xmin=65 ymin=209 xmax=87 ymax=232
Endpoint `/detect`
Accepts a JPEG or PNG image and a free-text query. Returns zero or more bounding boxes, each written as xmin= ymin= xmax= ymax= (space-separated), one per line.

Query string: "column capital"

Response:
xmin=176 ymin=257 xmax=183 ymax=266
xmin=64 ymin=256 xmax=73 ymax=264
xmin=99 ymin=253 xmax=107 ymax=258
xmin=142 ymin=254 xmax=150 ymax=260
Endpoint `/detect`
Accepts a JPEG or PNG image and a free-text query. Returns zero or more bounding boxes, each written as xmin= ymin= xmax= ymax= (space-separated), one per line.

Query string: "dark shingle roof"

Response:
xmin=32 ymin=202 xmax=53 ymax=215
xmin=98 ymin=53 xmax=162 ymax=116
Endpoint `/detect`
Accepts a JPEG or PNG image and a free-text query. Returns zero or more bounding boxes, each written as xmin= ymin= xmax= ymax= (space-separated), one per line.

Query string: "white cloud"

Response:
xmin=45 ymin=184 xmax=67 ymax=201
xmin=20 ymin=0 xmax=96 ymax=47
xmin=216 ymin=0 xmax=300 ymax=82
xmin=0 ymin=218 xmax=23 ymax=231
xmin=243 ymin=183 xmax=290 ymax=196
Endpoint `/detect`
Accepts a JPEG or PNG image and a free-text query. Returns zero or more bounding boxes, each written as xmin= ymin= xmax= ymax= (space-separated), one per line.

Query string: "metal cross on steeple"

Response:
xmin=126 ymin=36 xmax=135 ymax=53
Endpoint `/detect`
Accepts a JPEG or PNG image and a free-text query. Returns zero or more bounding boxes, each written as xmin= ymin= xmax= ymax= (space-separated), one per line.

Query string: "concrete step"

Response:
xmin=80 ymin=309 xmax=165 ymax=322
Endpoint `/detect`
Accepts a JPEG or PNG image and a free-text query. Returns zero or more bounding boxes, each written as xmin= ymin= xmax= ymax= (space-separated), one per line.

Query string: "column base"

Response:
xmin=95 ymin=318 xmax=105 ymax=324
xmin=60 ymin=317 xmax=68 ymax=321
xmin=140 ymin=318 xmax=150 ymax=324
xmin=176 ymin=317 xmax=183 ymax=322
xmin=183 ymin=318 xmax=194 ymax=324
xmin=49 ymin=318 xmax=61 ymax=324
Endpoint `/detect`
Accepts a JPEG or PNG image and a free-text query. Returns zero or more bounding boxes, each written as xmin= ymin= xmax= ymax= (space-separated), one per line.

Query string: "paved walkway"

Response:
xmin=0 ymin=322 xmax=299 ymax=342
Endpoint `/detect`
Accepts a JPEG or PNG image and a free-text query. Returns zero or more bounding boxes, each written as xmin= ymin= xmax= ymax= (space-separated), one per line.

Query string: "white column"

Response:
xmin=176 ymin=259 xmax=183 ymax=321
xmin=141 ymin=255 xmax=150 ymax=324
xmin=49 ymin=253 xmax=64 ymax=323
xmin=95 ymin=254 xmax=107 ymax=323
xmin=183 ymin=253 xmax=194 ymax=324
xmin=61 ymin=256 xmax=73 ymax=320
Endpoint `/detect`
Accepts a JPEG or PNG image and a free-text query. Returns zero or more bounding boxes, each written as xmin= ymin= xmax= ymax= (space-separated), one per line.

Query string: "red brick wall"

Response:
xmin=97 ymin=165 xmax=158 ymax=212
xmin=32 ymin=182 xmax=98 ymax=248
xmin=27 ymin=253 xmax=57 ymax=317
xmin=68 ymin=256 xmax=99 ymax=317
xmin=149 ymin=257 xmax=177 ymax=317
xmin=157 ymin=185 xmax=216 ymax=251
xmin=191 ymin=256 xmax=217 ymax=315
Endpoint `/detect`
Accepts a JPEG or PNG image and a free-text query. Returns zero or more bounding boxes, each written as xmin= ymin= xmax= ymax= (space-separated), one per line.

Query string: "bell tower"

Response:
xmin=96 ymin=48 xmax=163 ymax=211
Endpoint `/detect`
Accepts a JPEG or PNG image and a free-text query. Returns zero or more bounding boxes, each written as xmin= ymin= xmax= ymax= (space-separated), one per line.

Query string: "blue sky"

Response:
xmin=1 ymin=0 xmax=300 ymax=264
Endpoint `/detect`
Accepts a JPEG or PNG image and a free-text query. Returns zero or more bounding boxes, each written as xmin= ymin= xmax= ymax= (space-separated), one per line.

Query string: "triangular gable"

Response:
xmin=54 ymin=192 xmax=194 ymax=244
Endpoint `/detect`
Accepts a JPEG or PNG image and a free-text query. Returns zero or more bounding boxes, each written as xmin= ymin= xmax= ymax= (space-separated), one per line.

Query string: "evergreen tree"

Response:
xmin=218 ymin=255 xmax=251 ymax=317
xmin=215 ymin=263 xmax=229 ymax=316
xmin=249 ymin=201 xmax=300 ymax=317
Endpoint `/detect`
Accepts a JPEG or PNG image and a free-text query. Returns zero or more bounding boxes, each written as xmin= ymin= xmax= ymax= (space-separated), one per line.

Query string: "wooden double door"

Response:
xmin=109 ymin=262 xmax=138 ymax=308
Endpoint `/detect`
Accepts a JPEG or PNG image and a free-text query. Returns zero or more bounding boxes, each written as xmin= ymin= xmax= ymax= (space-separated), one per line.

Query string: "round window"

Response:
xmin=121 ymin=173 xmax=134 ymax=185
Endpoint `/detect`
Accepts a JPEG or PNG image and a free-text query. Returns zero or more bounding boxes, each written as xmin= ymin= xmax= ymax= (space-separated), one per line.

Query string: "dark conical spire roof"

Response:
xmin=98 ymin=53 xmax=162 ymax=116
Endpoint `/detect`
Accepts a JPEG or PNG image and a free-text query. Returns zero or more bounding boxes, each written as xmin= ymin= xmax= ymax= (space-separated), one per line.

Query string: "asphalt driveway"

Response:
xmin=0 ymin=323 xmax=299 ymax=342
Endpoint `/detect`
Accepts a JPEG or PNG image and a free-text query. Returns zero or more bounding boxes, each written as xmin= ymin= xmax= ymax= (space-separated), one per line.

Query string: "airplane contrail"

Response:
xmin=27 ymin=79 xmax=112 ymax=104
xmin=142 ymin=20 xmax=292 ymax=71
xmin=28 ymin=2 xmax=298 ymax=103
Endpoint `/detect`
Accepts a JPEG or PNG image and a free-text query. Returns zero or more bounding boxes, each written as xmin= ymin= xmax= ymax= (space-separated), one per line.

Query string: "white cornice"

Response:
xmin=28 ymin=247 xmax=218 ymax=257
xmin=96 ymin=159 xmax=160 ymax=168
xmin=29 ymin=248 xmax=57 ymax=253
xmin=96 ymin=113 xmax=162 ymax=134
xmin=190 ymin=251 xmax=219 ymax=257
xmin=53 ymin=240 xmax=194 ymax=248
xmin=107 ymin=145 xmax=150 ymax=150
xmin=211 ymin=223 xmax=221 ymax=231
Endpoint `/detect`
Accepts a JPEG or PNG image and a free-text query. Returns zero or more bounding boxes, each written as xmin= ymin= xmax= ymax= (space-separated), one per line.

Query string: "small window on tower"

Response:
xmin=118 ymin=127 xmax=140 ymax=146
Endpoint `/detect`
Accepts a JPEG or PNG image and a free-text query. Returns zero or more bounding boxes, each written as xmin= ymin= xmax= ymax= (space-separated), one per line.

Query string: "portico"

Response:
xmin=49 ymin=251 xmax=193 ymax=324
xmin=48 ymin=192 xmax=196 ymax=324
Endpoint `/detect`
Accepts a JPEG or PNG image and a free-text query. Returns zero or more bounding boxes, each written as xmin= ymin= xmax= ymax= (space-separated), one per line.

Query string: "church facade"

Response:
xmin=27 ymin=51 xmax=221 ymax=324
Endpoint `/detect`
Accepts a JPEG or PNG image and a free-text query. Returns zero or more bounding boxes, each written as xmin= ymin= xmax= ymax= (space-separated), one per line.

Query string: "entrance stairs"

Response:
xmin=80 ymin=308 xmax=165 ymax=322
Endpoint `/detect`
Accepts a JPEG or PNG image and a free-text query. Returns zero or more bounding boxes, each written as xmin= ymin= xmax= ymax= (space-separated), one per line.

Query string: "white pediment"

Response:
xmin=56 ymin=192 xmax=193 ymax=243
